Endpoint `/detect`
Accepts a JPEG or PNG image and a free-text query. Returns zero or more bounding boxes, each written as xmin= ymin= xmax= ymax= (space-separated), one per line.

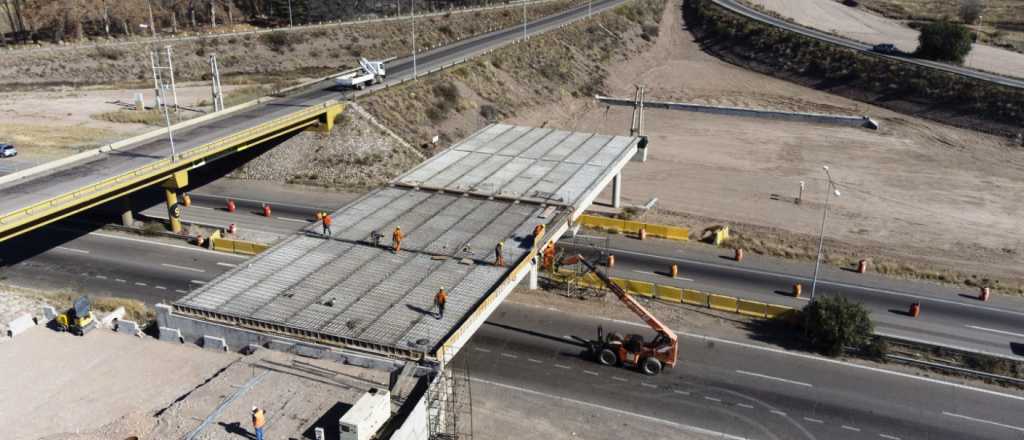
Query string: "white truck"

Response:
xmin=335 ymin=58 xmax=387 ymax=90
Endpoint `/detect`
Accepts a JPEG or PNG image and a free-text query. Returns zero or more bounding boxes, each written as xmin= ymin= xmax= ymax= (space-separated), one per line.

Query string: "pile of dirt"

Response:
xmin=227 ymin=103 xmax=423 ymax=190
xmin=0 ymin=1 xmax=577 ymax=90
xmin=361 ymin=0 xmax=667 ymax=149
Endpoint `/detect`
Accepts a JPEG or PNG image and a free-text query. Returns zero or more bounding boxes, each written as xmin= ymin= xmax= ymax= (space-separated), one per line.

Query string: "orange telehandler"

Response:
xmin=563 ymin=254 xmax=678 ymax=375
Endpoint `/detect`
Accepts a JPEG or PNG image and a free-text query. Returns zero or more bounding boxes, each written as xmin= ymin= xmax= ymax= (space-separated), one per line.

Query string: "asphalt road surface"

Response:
xmin=0 ymin=0 xmax=626 ymax=220
xmin=714 ymin=0 xmax=1024 ymax=89
xmin=457 ymin=302 xmax=1024 ymax=440
xmin=561 ymin=235 xmax=1024 ymax=359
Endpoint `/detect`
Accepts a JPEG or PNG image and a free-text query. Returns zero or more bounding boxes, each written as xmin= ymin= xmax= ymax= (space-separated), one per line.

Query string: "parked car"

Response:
xmin=843 ymin=0 xmax=859 ymax=7
xmin=0 ymin=144 xmax=16 ymax=158
xmin=872 ymin=43 xmax=899 ymax=55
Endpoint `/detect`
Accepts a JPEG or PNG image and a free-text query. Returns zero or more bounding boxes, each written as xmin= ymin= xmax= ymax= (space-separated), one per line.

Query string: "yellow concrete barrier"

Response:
xmin=737 ymin=299 xmax=768 ymax=318
xmin=212 ymin=237 xmax=269 ymax=256
xmin=664 ymin=225 xmax=690 ymax=241
xmin=708 ymin=294 xmax=739 ymax=312
xmin=766 ymin=304 xmax=797 ymax=320
xmin=656 ymin=285 xmax=683 ymax=303
xmin=610 ymin=278 xmax=654 ymax=297
xmin=681 ymin=289 xmax=708 ymax=307
xmin=579 ymin=214 xmax=689 ymax=241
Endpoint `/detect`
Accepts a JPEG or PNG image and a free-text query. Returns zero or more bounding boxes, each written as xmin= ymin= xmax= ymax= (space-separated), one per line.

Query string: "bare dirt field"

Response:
xmin=748 ymin=0 xmax=1024 ymax=79
xmin=0 ymin=82 xmax=241 ymax=161
xmin=508 ymin=0 xmax=1024 ymax=288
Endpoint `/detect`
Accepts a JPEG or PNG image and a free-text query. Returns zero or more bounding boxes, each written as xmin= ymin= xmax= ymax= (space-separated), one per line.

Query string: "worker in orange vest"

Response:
xmin=322 ymin=213 xmax=333 ymax=237
xmin=495 ymin=240 xmax=505 ymax=267
xmin=435 ymin=287 xmax=448 ymax=319
xmin=543 ymin=243 xmax=556 ymax=271
xmin=393 ymin=226 xmax=404 ymax=253
xmin=252 ymin=406 xmax=266 ymax=440
xmin=532 ymin=223 xmax=545 ymax=247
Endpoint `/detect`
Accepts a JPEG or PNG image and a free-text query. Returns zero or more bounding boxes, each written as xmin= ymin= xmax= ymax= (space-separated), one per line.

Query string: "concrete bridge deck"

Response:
xmin=169 ymin=125 xmax=640 ymax=364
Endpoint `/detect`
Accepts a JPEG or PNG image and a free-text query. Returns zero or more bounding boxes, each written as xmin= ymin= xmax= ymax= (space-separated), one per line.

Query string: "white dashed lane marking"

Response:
xmin=500 ymin=353 xmax=518 ymax=359
xmin=135 ymin=282 xmax=147 ymax=286
xmin=583 ymin=370 xmax=599 ymax=376
xmin=162 ymin=263 xmax=206 ymax=273
xmin=736 ymin=403 xmax=754 ymax=409
xmin=841 ymin=425 xmax=861 ymax=432
xmin=640 ymin=382 xmax=657 ymax=389
xmin=554 ymin=364 xmax=571 ymax=370
xmin=770 ymin=410 xmax=787 ymax=416
xmin=704 ymin=397 xmax=721 ymax=403
xmin=612 ymin=376 xmax=628 ymax=382
xmin=527 ymin=358 xmax=543 ymax=364
xmin=736 ymin=370 xmax=813 ymax=388
xmin=879 ymin=434 xmax=901 ymax=440
xmin=802 ymin=417 xmax=823 ymax=424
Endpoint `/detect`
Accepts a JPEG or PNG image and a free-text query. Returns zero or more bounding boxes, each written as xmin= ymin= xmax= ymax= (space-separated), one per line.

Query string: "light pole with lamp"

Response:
xmin=809 ymin=165 xmax=840 ymax=301
xmin=412 ymin=0 xmax=417 ymax=79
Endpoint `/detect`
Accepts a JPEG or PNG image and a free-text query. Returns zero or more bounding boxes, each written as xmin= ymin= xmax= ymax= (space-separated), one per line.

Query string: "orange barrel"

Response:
xmin=639 ymin=227 xmax=647 ymax=240
xmin=735 ymin=248 xmax=744 ymax=262
xmin=227 ymin=223 xmax=237 ymax=234
xmin=910 ymin=302 xmax=920 ymax=318
xmin=182 ymin=193 xmax=192 ymax=207
xmin=607 ymin=255 xmax=615 ymax=268
xmin=793 ymin=283 xmax=802 ymax=298
xmin=980 ymin=287 xmax=990 ymax=302
xmin=195 ymin=235 xmax=205 ymax=247
xmin=670 ymin=264 xmax=678 ymax=278
xmin=857 ymin=259 xmax=867 ymax=274
xmin=226 ymin=199 xmax=236 ymax=213
xmin=263 ymin=204 xmax=272 ymax=217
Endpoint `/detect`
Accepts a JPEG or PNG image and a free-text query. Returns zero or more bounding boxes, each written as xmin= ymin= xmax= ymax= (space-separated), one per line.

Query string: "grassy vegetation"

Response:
xmin=363 ymin=0 xmax=666 ymax=147
xmin=11 ymin=287 xmax=154 ymax=323
xmin=687 ymin=0 xmax=1024 ymax=136
xmin=91 ymin=109 xmax=170 ymax=126
xmin=858 ymin=0 xmax=1024 ymax=53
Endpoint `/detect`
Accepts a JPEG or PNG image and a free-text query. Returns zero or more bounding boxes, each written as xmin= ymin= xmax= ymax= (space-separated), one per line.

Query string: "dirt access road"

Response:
xmin=511 ymin=0 xmax=1024 ymax=286
xmin=749 ymin=0 xmax=1024 ymax=80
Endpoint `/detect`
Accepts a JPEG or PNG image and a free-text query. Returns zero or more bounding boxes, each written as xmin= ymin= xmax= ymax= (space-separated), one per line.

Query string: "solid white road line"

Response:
xmin=162 ymin=263 xmax=206 ymax=273
xmin=472 ymin=377 xmax=749 ymax=440
xmin=56 ymin=246 xmax=89 ymax=254
xmin=216 ymin=262 xmax=238 ymax=268
xmin=84 ymin=231 xmax=248 ymax=258
xmin=515 ymin=303 xmax=1024 ymax=402
xmin=965 ymin=324 xmax=1024 ymax=339
xmin=942 ymin=412 xmax=1024 ymax=433
xmin=735 ymin=370 xmax=813 ymax=388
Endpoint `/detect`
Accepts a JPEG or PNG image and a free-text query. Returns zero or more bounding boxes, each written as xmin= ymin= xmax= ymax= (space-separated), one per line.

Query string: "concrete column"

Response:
xmin=120 ymin=197 xmax=134 ymax=227
xmin=528 ymin=256 xmax=539 ymax=290
xmin=165 ymin=189 xmax=182 ymax=233
xmin=611 ymin=172 xmax=622 ymax=209
xmin=162 ymin=170 xmax=189 ymax=234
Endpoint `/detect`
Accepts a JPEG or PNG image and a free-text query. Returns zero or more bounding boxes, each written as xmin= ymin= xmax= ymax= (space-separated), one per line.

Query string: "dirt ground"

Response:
xmin=509 ymin=0 xmax=1024 ymax=286
xmin=748 ymin=0 xmax=1024 ymax=79
xmin=0 ymin=82 xmax=241 ymax=160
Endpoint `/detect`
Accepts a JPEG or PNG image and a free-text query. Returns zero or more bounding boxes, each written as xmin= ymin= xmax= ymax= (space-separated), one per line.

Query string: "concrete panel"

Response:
xmin=116 ymin=319 xmax=141 ymax=335
xmin=203 ymin=335 xmax=228 ymax=351
xmin=6 ymin=313 xmax=35 ymax=337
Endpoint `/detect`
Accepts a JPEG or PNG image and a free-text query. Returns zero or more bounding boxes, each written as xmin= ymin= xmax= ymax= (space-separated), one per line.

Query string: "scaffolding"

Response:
xmin=554 ymin=230 xmax=611 ymax=300
xmin=427 ymin=357 xmax=473 ymax=440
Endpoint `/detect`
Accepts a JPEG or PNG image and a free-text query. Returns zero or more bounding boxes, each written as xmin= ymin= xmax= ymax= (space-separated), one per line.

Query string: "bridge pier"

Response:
xmin=162 ymin=171 xmax=189 ymax=233
xmin=313 ymin=103 xmax=345 ymax=133
xmin=120 ymin=198 xmax=134 ymax=227
xmin=611 ymin=172 xmax=622 ymax=209
xmin=528 ymin=256 xmax=539 ymax=290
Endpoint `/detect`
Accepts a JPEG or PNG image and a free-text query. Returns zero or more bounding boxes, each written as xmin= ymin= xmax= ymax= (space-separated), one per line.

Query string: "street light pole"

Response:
xmin=412 ymin=0 xmax=417 ymax=79
xmin=288 ymin=0 xmax=294 ymax=26
xmin=810 ymin=165 xmax=840 ymax=301
xmin=523 ymin=0 xmax=527 ymax=40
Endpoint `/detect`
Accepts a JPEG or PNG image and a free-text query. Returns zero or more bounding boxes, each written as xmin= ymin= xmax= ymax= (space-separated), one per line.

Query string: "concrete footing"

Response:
xmin=203 ymin=335 xmax=229 ymax=351
xmin=7 ymin=313 xmax=35 ymax=337
xmin=116 ymin=319 xmax=140 ymax=336
xmin=159 ymin=326 xmax=183 ymax=343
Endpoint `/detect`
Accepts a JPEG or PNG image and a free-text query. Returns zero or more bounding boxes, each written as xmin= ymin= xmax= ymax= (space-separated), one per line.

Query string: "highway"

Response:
xmin=0 ymin=0 xmax=627 ymax=240
xmin=459 ymin=302 xmax=1024 ymax=439
xmin=562 ymin=234 xmax=1024 ymax=359
xmin=713 ymin=0 xmax=1024 ymax=89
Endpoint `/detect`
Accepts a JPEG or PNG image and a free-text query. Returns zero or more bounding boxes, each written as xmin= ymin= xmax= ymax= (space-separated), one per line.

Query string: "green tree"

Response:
xmin=801 ymin=295 xmax=874 ymax=357
xmin=915 ymin=20 xmax=973 ymax=64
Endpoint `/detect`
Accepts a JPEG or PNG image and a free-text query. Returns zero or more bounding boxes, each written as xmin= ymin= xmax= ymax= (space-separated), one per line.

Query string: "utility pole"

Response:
xmin=288 ymin=0 xmax=294 ymax=26
xmin=209 ymin=54 xmax=224 ymax=111
xmin=146 ymin=0 xmax=157 ymax=37
xmin=412 ymin=0 xmax=417 ymax=79
xmin=810 ymin=166 xmax=840 ymax=301
xmin=523 ymin=0 xmax=527 ymax=40
xmin=150 ymin=47 xmax=178 ymax=159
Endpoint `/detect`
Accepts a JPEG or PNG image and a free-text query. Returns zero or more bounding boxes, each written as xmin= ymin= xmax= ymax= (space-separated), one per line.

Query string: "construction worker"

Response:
xmin=532 ymin=223 xmax=545 ymax=248
xmin=543 ymin=243 xmax=556 ymax=271
xmin=252 ymin=406 xmax=266 ymax=440
xmin=435 ymin=287 xmax=448 ymax=319
xmin=393 ymin=226 xmax=404 ymax=253
xmin=322 ymin=212 xmax=333 ymax=237
xmin=495 ymin=240 xmax=505 ymax=267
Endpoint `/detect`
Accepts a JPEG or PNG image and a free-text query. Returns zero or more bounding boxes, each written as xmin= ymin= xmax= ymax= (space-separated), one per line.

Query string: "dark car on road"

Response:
xmin=872 ymin=43 xmax=900 ymax=55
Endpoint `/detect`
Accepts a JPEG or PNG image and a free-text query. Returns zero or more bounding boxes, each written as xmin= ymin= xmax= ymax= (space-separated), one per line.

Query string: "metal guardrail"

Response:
xmin=0 ymin=101 xmax=339 ymax=233
xmin=885 ymin=354 xmax=1024 ymax=387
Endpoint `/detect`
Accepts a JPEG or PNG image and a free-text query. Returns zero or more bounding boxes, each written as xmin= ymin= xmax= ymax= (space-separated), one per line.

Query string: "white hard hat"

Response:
xmin=252 ymin=406 xmax=258 ymax=412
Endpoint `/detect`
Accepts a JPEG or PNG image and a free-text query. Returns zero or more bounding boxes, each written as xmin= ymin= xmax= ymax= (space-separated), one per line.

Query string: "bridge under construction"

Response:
xmin=160 ymin=123 xmax=645 ymax=368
